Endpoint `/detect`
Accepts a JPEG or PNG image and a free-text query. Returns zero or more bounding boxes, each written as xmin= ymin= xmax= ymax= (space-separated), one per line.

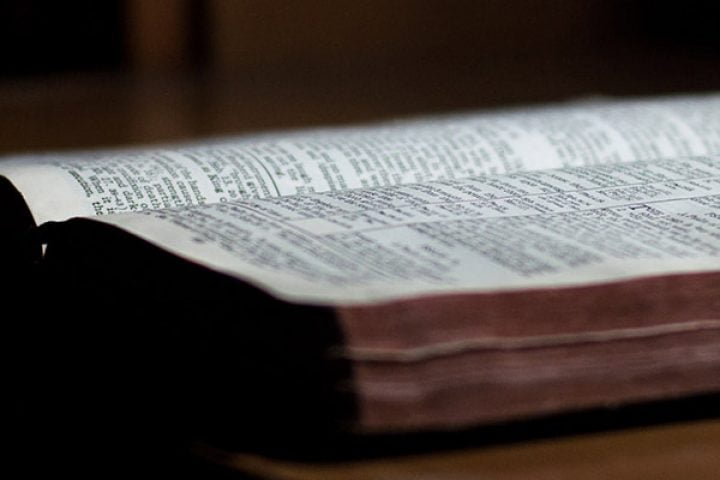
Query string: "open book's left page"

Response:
xmin=97 ymin=156 xmax=720 ymax=305
xmin=3 ymin=93 xmax=720 ymax=225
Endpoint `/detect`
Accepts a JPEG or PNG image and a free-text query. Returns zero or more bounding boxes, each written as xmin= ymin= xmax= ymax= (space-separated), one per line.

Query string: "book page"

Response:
xmin=4 ymin=94 xmax=720 ymax=224
xmin=98 ymin=156 xmax=720 ymax=305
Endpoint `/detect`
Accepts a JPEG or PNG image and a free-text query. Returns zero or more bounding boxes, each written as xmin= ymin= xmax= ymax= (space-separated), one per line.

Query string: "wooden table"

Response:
xmin=200 ymin=419 xmax=720 ymax=480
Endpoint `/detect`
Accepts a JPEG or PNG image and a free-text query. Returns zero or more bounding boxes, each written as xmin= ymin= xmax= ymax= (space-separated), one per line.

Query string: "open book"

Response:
xmin=5 ymin=94 xmax=720 ymax=451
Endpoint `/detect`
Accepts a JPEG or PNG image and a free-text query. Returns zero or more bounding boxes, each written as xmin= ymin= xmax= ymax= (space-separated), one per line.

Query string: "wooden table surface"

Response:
xmin=4 ymin=72 xmax=720 ymax=479
xmin=200 ymin=419 xmax=720 ymax=480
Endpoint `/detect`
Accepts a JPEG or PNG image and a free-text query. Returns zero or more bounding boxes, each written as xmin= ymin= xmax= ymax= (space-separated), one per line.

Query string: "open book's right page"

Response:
xmin=4 ymin=94 xmax=720 ymax=224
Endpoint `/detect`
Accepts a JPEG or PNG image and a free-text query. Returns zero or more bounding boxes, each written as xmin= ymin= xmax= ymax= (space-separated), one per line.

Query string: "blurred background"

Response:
xmin=2 ymin=0 xmax=720 ymax=154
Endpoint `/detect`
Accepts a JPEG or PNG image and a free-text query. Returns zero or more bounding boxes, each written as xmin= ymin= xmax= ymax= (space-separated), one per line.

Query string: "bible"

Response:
xmin=5 ymin=94 xmax=720 ymax=461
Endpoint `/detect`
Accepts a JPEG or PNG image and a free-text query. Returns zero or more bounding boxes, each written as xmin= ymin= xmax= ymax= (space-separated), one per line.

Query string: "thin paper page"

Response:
xmin=98 ymin=156 xmax=720 ymax=305
xmin=4 ymin=94 xmax=720 ymax=224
